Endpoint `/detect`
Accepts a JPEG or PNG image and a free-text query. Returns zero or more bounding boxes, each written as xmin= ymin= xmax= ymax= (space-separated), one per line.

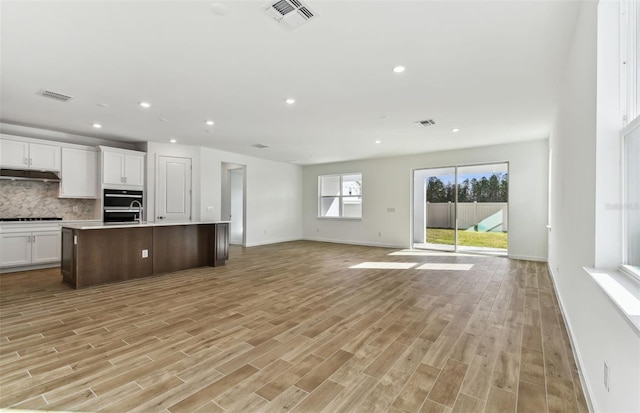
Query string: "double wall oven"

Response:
xmin=103 ymin=189 xmax=143 ymax=223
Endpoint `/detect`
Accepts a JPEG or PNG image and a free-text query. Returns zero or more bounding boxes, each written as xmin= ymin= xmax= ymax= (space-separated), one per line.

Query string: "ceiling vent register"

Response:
xmin=265 ymin=0 xmax=316 ymax=30
xmin=415 ymin=119 xmax=436 ymax=127
xmin=37 ymin=89 xmax=73 ymax=102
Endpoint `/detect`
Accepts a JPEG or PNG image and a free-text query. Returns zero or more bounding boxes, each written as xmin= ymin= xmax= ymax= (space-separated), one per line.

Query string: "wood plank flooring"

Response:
xmin=0 ymin=241 xmax=588 ymax=412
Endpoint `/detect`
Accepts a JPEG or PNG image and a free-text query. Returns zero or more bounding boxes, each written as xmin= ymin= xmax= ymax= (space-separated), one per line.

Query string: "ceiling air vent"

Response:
xmin=415 ymin=119 xmax=436 ymax=127
xmin=265 ymin=0 xmax=316 ymax=30
xmin=37 ymin=89 xmax=73 ymax=102
xmin=253 ymin=143 xmax=269 ymax=149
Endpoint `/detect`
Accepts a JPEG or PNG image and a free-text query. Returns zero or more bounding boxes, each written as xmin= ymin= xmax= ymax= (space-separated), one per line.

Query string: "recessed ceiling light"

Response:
xmin=169 ymin=139 xmax=177 ymax=143
xmin=451 ymin=128 xmax=460 ymax=133
xmin=159 ymin=118 xmax=169 ymax=122
xmin=375 ymin=140 xmax=381 ymax=144
xmin=285 ymin=98 xmax=295 ymax=105
xmin=92 ymin=123 xmax=102 ymax=129
xmin=139 ymin=101 xmax=151 ymax=108
xmin=393 ymin=66 xmax=405 ymax=73
xmin=206 ymin=120 xmax=214 ymax=125
xmin=97 ymin=103 xmax=109 ymax=108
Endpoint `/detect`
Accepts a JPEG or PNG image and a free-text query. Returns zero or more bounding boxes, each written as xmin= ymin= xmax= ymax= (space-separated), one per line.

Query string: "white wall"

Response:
xmin=548 ymin=1 xmax=640 ymax=412
xmin=200 ymin=147 xmax=303 ymax=247
xmin=302 ymin=139 xmax=548 ymax=261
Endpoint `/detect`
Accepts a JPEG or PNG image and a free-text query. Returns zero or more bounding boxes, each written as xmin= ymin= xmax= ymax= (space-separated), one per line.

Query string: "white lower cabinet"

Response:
xmin=0 ymin=230 xmax=61 ymax=267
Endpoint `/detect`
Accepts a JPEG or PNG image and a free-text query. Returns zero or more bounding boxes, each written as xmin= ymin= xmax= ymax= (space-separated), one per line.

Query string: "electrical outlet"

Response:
xmin=604 ymin=361 xmax=610 ymax=392
xmin=142 ymin=249 xmax=148 ymax=258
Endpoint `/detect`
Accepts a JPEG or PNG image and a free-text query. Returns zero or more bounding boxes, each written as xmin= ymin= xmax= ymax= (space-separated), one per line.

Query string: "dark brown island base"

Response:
xmin=61 ymin=221 xmax=230 ymax=288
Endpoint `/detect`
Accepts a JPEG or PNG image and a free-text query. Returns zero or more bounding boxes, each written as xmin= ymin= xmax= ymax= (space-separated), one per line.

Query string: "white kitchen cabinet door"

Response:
xmin=0 ymin=139 xmax=29 ymax=169
xmin=0 ymin=233 xmax=32 ymax=267
xmin=61 ymin=147 xmax=98 ymax=198
xmin=103 ymin=150 xmax=125 ymax=185
xmin=31 ymin=231 xmax=61 ymax=264
xmin=29 ymin=142 xmax=61 ymax=171
xmin=124 ymin=154 xmax=145 ymax=186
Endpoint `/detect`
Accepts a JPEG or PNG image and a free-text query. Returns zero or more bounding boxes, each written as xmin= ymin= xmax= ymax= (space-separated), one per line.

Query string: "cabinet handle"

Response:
xmin=29 ymin=158 xmax=33 ymax=165
xmin=124 ymin=177 xmax=128 ymax=183
xmin=24 ymin=158 xmax=28 ymax=165
xmin=32 ymin=235 xmax=36 ymax=242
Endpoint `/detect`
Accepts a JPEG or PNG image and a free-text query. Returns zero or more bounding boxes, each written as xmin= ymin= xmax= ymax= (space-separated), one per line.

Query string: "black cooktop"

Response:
xmin=0 ymin=217 xmax=63 ymax=222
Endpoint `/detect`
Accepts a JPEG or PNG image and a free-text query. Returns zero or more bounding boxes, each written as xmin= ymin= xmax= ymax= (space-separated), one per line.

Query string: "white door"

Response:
xmin=32 ymin=231 xmax=61 ymax=264
xmin=229 ymin=168 xmax=244 ymax=245
xmin=157 ymin=156 xmax=191 ymax=222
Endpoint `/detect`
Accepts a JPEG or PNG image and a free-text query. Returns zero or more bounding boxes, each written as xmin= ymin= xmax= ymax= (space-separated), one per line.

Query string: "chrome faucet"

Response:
xmin=129 ymin=200 xmax=143 ymax=224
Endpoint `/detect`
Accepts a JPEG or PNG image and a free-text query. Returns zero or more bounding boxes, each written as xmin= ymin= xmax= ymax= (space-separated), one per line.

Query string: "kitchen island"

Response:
xmin=61 ymin=221 xmax=229 ymax=288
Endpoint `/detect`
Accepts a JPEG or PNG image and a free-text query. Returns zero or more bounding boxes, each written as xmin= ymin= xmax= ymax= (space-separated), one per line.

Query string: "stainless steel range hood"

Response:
xmin=0 ymin=168 xmax=61 ymax=182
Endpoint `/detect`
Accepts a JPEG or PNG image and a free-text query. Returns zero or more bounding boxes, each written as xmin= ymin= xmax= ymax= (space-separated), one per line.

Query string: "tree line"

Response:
xmin=426 ymin=173 xmax=508 ymax=203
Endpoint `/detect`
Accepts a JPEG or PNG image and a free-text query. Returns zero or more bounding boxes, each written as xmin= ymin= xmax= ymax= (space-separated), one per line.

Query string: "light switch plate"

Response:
xmin=142 ymin=249 xmax=148 ymax=258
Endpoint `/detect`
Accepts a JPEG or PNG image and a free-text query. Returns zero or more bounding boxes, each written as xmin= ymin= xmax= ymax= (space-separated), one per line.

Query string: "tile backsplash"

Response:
xmin=0 ymin=180 xmax=98 ymax=220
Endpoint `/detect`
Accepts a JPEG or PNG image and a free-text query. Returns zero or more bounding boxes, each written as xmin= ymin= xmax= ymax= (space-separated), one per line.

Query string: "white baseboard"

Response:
xmin=303 ymin=236 xmax=405 ymax=249
xmin=243 ymin=237 xmax=303 ymax=247
xmin=508 ymin=254 xmax=547 ymax=262
xmin=0 ymin=263 xmax=59 ymax=274
xmin=546 ymin=264 xmax=596 ymax=413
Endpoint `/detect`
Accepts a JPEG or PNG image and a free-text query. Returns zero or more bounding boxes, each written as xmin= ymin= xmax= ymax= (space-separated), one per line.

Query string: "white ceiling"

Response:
xmin=0 ymin=1 xmax=580 ymax=165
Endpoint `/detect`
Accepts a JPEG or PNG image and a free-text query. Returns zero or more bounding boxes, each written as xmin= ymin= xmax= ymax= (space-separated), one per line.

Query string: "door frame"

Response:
xmin=221 ymin=162 xmax=246 ymax=247
xmin=410 ymin=161 xmax=510 ymax=256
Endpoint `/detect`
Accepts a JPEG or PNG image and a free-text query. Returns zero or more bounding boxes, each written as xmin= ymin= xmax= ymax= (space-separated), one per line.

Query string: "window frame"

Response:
xmin=621 ymin=117 xmax=640 ymax=280
xmin=318 ymin=172 xmax=363 ymax=219
xmin=620 ymin=0 xmax=640 ymax=281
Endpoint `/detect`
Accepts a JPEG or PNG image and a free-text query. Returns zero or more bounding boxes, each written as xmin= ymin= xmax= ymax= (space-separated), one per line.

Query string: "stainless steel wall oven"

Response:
xmin=103 ymin=189 xmax=143 ymax=223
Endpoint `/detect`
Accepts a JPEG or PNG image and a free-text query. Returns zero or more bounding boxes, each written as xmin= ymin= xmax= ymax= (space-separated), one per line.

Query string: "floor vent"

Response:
xmin=265 ymin=0 xmax=316 ymax=30
xmin=37 ymin=89 xmax=73 ymax=102
xmin=415 ymin=119 xmax=436 ymax=127
xmin=253 ymin=143 xmax=269 ymax=149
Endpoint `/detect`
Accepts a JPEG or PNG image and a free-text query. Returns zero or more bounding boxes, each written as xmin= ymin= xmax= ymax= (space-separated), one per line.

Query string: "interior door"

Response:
xmin=157 ymin=156 xmax=192 ymax=222
xmin=229 ymin=168 xmax=244 ymax=244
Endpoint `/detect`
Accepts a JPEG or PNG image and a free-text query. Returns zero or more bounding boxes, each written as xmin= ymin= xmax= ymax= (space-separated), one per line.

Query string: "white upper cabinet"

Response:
xmin=0 ymin=137 xmax=60 ymax=171
xmin=124 ymin=153 xmax=144 ymax=186
xmin=29 ymin=142 xmax=61 ymax=171
xmin=60 ymin=147 xmax=98 ymax=198
xmin=100 ymin=146 xmax=145 ymax=188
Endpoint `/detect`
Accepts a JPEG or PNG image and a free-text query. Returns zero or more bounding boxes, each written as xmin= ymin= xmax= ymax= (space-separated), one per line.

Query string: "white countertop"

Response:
xmin=61 ymin=221 xmax=230 ymax=230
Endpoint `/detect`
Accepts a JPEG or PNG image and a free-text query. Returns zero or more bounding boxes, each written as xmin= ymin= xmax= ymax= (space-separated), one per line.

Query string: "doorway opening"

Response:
xmin=221 ymin=163 xmax=246 ymax=246
xmin=412 ymin=162 xmax=509 ymax=256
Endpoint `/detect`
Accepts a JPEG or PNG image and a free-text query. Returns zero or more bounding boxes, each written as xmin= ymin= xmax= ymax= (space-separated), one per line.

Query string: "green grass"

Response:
xmin=426 ymin=228 xmax=508 ymax=249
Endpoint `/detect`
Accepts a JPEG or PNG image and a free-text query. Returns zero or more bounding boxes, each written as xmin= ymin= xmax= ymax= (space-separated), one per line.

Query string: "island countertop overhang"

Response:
xmin=62 ymin=221 xmax=231 ymax=230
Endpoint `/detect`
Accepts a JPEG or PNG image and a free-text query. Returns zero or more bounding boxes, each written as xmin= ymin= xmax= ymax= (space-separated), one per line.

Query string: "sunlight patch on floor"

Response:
xmin=389 ymin=250 xmax=477 ymax=257
xmin=415 ymin=263 xmax=474 ymax=271
xmin=349 ymin=262 xmax=417 ymax=269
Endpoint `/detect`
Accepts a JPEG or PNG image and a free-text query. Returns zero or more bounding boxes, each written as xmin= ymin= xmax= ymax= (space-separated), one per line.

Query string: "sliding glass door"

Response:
xmin=413 ymin=162 xmax=508 ymax=256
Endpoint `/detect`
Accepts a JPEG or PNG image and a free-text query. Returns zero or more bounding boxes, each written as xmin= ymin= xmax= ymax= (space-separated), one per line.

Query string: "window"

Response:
xmin=622 ymin=119 xmax=640 ymax=279
xmin=319 ymin=173 xmax=362 ymax=218
xmin=621 ymin=0 xmax=640 ymax=279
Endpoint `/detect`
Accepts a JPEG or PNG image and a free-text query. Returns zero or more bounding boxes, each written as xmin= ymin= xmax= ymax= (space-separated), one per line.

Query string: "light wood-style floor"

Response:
xmin=0 ymin=241 xmax=588 ymax=413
